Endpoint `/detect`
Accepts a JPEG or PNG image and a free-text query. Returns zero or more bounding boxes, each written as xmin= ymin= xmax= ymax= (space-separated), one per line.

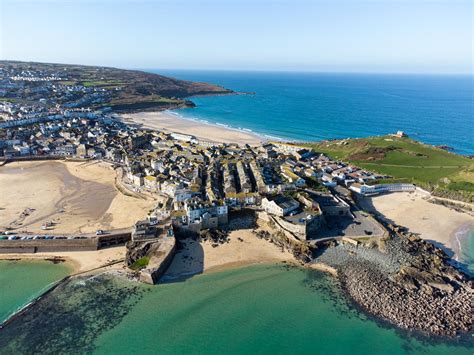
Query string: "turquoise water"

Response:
xmin=457 ymin=228 xmax=474 ymax=277
xmin=154 ymin=70 xmax=474 ymax=155
xmin=1 ymin=264 xmax=472 ymax=354
xmin=155 ymin=69 xmax=474 ymax=272
xmin=1 ymin=72 xmax=473 ymax=352
xmin=0 ymin=260 xmax=71 ymax=322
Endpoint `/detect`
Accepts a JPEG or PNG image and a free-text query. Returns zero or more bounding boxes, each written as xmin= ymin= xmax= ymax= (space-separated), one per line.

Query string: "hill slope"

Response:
xmin=1 ymin=61 xmax=232 ymax=112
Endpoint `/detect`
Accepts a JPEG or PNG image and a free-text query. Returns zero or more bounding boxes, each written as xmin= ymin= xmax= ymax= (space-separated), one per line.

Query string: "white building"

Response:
xmin=350 ymin=183 xmax=416 ymax=195
xmin=261 ymin=195 xmax=300 ymax=217
xmin=171 ymin=133 xmax=198 ymax=144
xmin=174 ymin=189 xmax=194 ymax=202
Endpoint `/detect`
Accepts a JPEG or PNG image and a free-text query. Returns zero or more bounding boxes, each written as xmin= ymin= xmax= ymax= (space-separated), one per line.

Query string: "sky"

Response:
xmin=1 ymin=0 xmax=472 ymax=74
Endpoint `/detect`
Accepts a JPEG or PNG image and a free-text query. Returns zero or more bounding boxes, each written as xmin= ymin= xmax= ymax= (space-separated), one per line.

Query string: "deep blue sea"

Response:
xmin=152 ymin=70 xmax=474 ymax=155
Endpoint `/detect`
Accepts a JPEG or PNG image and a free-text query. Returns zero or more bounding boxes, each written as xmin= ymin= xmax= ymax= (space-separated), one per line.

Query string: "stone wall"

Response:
xmin=267 ymin=213 xmax=324 ymax=241
xmin=0 ymin=233 xmax=132 ymax=253
xmin=0 ymin=238 xmax=98 ymax=253
xmin=139 ymin=237 xmax=176 ymax=284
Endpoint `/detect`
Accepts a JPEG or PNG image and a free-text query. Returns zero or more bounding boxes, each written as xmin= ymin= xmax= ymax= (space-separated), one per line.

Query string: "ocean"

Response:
xmin=156 ymin=69 xmax=474 ymax=274
xmin=0 ymin=260 xmax=71 ymax=323
xmin=1 ymin=264 xmax=472 ymax=354
xmin=153 ymin=70 xmax=474 ymax=155
xmin=1 ymin=71 xmax=473 ymax=353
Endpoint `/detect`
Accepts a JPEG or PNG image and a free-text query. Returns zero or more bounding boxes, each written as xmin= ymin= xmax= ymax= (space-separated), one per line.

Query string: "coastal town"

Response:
xmin=0 ymin=62 xmax=472 ymax=340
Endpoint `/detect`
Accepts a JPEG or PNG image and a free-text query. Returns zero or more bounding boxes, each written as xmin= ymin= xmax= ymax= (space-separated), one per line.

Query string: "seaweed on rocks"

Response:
xmin=0 ymin=273 xmax=146 ymax=354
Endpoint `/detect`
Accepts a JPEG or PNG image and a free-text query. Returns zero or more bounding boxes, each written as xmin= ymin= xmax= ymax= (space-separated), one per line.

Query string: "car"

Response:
xmin=96 ymin=229 xmax=104 ymax=236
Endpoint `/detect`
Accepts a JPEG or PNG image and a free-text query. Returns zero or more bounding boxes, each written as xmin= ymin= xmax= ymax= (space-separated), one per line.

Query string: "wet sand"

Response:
xmin=121 ymin=111 xmax=263 ymax=145
xmin=0 ymin=160 xmax=155 ymax=234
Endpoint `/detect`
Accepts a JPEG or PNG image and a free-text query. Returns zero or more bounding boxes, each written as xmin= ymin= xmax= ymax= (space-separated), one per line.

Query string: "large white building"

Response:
xmin=261 ymin=195 xmax=300 ymax=216
xmin=170 ymin=132 xmax=198 ymax=144
xmin=185 ymin=201 xmax=228 ymax=223
xmin=349 ymin=183 xmax=416 ymax=195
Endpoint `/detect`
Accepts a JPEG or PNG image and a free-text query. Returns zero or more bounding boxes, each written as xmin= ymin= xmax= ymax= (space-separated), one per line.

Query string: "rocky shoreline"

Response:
xmin=314 ymin=233 xmax=472 ymax=338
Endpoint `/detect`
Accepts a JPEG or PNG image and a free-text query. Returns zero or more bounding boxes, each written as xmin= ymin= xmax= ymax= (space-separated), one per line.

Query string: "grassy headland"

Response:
xmin=304 ymin=136 xmax=474 ymax=201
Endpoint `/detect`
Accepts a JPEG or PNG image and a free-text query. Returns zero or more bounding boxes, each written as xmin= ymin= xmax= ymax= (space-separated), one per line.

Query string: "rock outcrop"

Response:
xmin=315 ymin=233 xmax=473 ymax=338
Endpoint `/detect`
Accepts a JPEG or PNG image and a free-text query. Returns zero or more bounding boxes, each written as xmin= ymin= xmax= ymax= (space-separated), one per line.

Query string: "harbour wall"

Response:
xmin=0 ymin=232 xmax=131 ymax=253
xmin=139 ymin=237 xmax=177 ymax=285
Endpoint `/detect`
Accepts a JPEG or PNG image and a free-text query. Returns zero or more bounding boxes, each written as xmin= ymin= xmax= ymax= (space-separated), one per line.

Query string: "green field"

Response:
xmin=304 ymin=136 xmax=474 ymax=201
xmin=82 ymin=80 xmax=124 ymax=88
xmin=0 ymin=97 xmax=17 ymax=103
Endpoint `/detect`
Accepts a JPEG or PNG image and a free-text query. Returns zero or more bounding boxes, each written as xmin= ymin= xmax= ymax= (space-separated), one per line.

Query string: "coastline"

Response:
xmin=163 ymin=229 xmax=296 ymax=280
xmin=451 ymin=222 xmax=474 ymax=276
xmin=0 ymin=229 xmax=296 ymax=279
xmin=366 ymin=192 xmax=474 ymax=262
xmin=0 ymin=160 xmax=155 ymax=234
xmin=0 ymin=246 xmax=127 ymax=274
xmin=121 ymin=111 xmax=266 ymax=145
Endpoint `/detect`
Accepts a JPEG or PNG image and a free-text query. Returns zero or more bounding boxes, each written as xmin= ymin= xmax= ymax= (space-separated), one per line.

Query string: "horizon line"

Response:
xmin=136 ymin=67 xmax=474 ymax=76
xmin=1 ymin=58 xmax=472 ymax=76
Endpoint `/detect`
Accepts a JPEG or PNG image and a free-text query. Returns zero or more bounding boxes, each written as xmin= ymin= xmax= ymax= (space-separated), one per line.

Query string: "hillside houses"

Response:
xmin=1 ymin=100 xmax=389 ymax=239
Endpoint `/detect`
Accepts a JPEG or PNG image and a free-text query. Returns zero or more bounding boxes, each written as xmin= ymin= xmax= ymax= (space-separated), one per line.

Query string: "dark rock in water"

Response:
xmin=0 ymin=274 xmax=145 ymax=353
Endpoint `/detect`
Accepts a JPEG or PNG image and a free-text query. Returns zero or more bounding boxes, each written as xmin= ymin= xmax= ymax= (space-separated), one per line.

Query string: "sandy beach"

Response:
xmin=0 ymin=160 xmax=155 ymax=234
xmin=367 ymin=192 xmax=474 ymax=258
xmin=164 ymin=229 xmax=295 ymax=279
xmin=0 ymin=230 xmax=295 ymax=277
xmin=0 ymin=246 xmax=127 ymax=274
xmin=121 ymin=111 xmax=263 ymax=145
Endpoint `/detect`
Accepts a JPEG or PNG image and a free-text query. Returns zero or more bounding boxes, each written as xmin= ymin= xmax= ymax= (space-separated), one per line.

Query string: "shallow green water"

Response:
xmin=2 ymin=263 xmax=470 ymax=354
xmin=0 ymin=260 xmax=71 ymax=322
xmin=93 ymin=265 xmax=472 ymax=354
xmin=458 ymin=228 xmax=474 ymax=276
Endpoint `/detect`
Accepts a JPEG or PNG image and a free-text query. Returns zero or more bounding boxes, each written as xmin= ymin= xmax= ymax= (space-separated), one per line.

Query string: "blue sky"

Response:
xmin=1 ymin=0 xmax=472 ymax=74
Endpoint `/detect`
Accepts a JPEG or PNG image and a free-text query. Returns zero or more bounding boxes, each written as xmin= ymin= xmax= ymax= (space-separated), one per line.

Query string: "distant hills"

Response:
xmin=1 ymin=60 xmax=232 ymax=112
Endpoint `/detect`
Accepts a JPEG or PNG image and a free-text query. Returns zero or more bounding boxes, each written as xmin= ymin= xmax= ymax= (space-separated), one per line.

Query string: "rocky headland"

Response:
xmin=314 ymin=232 xmax=472 ymax=338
